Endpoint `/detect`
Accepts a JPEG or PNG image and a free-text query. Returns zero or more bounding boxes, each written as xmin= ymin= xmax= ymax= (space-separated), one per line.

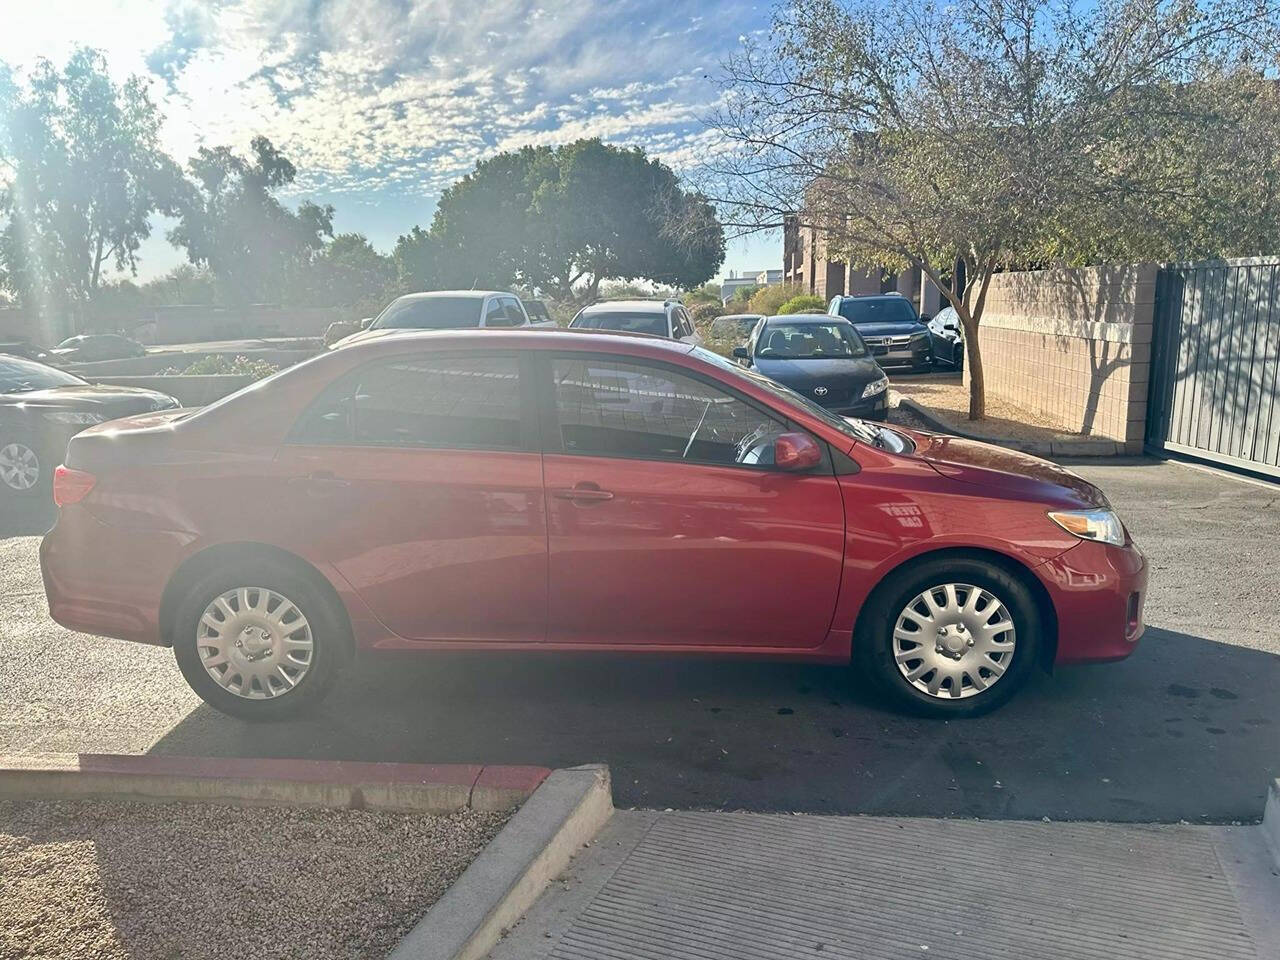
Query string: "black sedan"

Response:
xmin=0 ymin=356 xmax=179 ymax=500
xmin=49 ymin=333 xmax=147 ymax=363
xmin=733 ymin=314 xmax=890 ymax=420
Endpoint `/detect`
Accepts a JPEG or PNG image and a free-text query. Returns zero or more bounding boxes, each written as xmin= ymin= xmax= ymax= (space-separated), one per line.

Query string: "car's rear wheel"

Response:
xmin=857 ymin=557 xmax=1041 ymax=717
xmin=172 ymin=562 xmax=347 ymax=721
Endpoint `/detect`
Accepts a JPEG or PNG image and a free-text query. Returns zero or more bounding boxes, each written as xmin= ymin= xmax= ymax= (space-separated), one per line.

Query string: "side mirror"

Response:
xmin=774 ymin=432 xmax=822 ymax=471
xmin=732 ymin=346 xmax=750 ymax=359
xmin=919 ymin=314 xmax=932 ymax=324
xmin=360 ymin=317 xmax=374 ymax=330
xmin=945 ymin=322 xmax=959 ymax=333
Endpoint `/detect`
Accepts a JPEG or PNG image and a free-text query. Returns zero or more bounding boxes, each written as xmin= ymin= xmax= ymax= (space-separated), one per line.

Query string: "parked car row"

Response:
xmin=0 ymin=332 xmax=149 ymax=366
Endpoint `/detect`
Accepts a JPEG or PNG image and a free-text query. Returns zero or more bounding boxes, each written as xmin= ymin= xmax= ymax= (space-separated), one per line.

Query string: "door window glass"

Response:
xmin=292 ymin=354 xmax=524 ymax=450
xmin=551 ymin=357 xmax=789 ymax=466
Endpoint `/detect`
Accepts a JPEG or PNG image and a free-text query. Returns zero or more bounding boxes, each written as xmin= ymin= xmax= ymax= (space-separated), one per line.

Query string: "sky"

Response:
xmin=0 ymin=0 xmax=781 ymax=285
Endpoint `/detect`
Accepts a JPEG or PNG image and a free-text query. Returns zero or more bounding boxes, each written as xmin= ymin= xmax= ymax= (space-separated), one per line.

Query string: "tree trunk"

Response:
xmin=964 ymin=321 xmax=986 ymax=420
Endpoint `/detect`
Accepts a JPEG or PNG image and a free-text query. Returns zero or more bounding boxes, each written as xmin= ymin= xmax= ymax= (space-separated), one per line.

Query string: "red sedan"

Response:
xmin=40 ymin=330 xmax=1146 ymax=720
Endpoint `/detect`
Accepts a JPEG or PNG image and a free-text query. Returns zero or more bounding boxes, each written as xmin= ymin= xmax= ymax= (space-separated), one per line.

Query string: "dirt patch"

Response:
xmin=889 ymin=379 xmax=1093 ymax=446
xmin=0 ymin=798 xmax=508 ymax=960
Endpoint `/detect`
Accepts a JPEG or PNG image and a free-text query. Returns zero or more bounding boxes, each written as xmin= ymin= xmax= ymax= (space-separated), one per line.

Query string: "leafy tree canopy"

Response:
xmin=0 ymin=47 xmax=185 ymax=334
xmin=408 ymin=138 xmax=725 ymax=305
xmin=168 ymin=135 xmax=333 ymax=307
xmin=711 ymin=0 xmax=1280 ymax=417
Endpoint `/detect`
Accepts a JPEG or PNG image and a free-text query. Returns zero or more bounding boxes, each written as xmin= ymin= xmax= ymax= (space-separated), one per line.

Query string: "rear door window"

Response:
xmin=292 ymin=354 xmax=529 ymax=451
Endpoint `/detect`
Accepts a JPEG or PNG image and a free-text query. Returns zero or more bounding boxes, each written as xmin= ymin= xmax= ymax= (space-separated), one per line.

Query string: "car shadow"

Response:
xmin=0 ymin=499 xmax=54 ymax=538
xmin=146 ymin=626 xmax=1279 ymax=822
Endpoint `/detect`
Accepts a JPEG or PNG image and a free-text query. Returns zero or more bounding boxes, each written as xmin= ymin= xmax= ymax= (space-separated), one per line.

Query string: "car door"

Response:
xmin=539 ymin=352 xmax=846 ymax=648
xmin=277 ymin=350 xmax=547 ymax=642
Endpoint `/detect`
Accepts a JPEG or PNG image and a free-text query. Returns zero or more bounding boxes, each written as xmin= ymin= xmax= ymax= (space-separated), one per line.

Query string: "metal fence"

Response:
xmin=1146 ymin=258 xmax=1280 ymax=478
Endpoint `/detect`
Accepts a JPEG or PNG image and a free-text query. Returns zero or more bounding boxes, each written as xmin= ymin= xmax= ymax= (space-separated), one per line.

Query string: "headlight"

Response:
xmin=1048 ymin=508 xmax=1126 ymax=546
xmin=43 ymin=411 xmax=106 ymax=425
xmin=910 ymin=331 xmax=929 ymax=341
xmin=861 ymin=376 xmax=889 ymax=399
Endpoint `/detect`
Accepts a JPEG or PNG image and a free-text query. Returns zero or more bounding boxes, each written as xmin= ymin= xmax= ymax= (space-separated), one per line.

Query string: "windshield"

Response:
xmin=692 ymin=347 xmax=912 ymax=452
xmin=835 ymin=298 xmax=919 ymax=325
xmin=572 ymin=310 xmax=668 ymax=336
xmin=0 ymin=356 xmax=87 ymax=393
xmin=370 ymin=296 xmax=484 ymax=330
xmin=756 ymin=322 xmax=868 ymax=359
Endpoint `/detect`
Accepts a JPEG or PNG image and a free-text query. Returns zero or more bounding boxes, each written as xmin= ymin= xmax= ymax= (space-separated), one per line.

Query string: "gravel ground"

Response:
xmin=0 ymin=799 xmax=507 ymax=960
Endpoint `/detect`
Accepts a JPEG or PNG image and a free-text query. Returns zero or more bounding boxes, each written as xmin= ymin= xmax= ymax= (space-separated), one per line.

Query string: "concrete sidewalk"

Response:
xmin=491 ymin=809 xmax=1280 ymax=960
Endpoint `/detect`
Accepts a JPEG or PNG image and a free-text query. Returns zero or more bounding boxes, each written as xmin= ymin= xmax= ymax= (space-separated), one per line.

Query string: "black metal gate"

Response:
xmin=1146 ymin=258 xmax=1280 ymax=478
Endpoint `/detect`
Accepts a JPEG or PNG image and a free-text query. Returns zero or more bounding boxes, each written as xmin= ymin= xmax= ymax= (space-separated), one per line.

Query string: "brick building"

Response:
xmin=782 ymin=215 xmax=948 ymax=316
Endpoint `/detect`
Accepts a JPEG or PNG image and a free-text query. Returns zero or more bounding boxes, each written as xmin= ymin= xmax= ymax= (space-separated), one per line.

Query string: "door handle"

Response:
xmin=552 ymin=483 xmax=614 ymax=503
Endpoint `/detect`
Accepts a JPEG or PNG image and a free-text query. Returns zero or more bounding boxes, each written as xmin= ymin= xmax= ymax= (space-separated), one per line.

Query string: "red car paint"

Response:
xmin=40 ymin=330 xmax=1146 ymax=668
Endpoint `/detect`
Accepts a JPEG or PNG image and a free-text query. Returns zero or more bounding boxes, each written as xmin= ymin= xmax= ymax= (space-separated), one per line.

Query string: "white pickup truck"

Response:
xmin=328 ymin=290 xmax=557 ymax=349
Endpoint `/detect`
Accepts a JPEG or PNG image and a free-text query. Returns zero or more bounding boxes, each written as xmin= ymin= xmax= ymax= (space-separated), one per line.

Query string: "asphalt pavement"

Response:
xmin=2 ymin=457 xmax=1277 ymax=822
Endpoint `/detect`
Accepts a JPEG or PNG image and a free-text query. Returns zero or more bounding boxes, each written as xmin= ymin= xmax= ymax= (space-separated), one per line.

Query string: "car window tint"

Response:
xmin=572 ymin=311 xmax=668 ymax=336
xmin=502 ymin=298 xmax=526 ymax=326
xmin=552 ymin=357 xmax=786 ymax=466
xmin=293 ymin=354 xmax=523 ymax=450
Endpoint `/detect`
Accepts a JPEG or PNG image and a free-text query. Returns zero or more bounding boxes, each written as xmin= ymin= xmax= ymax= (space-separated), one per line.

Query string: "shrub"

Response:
xmin=160 ymin=354 xmax=279 ymax=379
xmin=776 ymin=294 xmax=827 ymax=315
xmin=690 ymin=302 xmax=726 ymax=324
xmin=731 ymin=284 xmax=761 ymax=303
xmin=747 ymin=283 xmax=807 ymax=316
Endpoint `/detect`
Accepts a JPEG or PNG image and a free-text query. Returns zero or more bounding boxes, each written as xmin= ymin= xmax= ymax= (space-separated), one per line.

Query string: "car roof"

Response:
xmin=718 ymin=313 xmax=764 ymax=321
xmin=835 ymin=293 xmax=905 ymax=302
xmin=579 ymin=300 xmax=669 ymax=314
xmin=763 ymin=313 xmax=851 ymax=325
xmin=337 ymin=327 xmax=694 ymax=357
xmin=392 ymin=290 xmax=511 ymax=302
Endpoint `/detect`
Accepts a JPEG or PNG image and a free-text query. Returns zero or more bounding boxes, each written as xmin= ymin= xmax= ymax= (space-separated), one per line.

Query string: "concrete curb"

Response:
xmin=0 ymin=753 xmax=549 ymax=814
xmin=1264 ymin=779 xmax=1280 ymax=865
xmin=389 ymin=763 xmax=614 ymax=960
xmin=896 ymin=396 xmax=1125 ymax=457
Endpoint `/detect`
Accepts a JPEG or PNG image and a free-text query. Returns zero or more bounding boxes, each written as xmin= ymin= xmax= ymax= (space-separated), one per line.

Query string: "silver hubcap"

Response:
xmin=892 ymin=582 xmax=1016 ymax=700
xmin=196 ymin=587 xmax=314 ymax=700
xmin=0 ymin=443 xmax=39 ymax=491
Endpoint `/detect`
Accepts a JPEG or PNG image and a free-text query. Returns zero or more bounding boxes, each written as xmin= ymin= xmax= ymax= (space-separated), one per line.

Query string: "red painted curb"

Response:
xmin=73 ymin=753 xmax=485 ymax=788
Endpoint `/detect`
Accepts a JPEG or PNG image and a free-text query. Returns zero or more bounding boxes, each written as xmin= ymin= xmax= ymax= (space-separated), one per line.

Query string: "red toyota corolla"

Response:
xmin=40 ymin=330 xmax=1146 ymax=720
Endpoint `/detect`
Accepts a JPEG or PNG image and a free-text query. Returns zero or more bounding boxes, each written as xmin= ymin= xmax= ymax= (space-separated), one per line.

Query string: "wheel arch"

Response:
xmin=852 ymin=546 xmax=1059 ymax=670
xmin=159 ymin=541 xmax=355 ymax=656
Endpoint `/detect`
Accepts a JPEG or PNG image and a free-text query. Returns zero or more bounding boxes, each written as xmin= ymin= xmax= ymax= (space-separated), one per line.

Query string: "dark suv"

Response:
xmin=827 ymin=294 xmax=932 ymax=372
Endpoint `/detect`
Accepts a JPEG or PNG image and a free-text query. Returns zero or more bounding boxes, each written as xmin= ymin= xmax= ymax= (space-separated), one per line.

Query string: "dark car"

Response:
xmin=733 ymin=314 xmax=889 ymax=420
xmin=827 ymin=293 xmax=932 ymax=371
xmin=927 ymin=306 xmax=964 ymax=369
xmin=40 ymin=329 xmax=1146 ymax=722
xmin=0 ymin=356 xmax=179 ymax=501
xmin=0 ymin=342 xmax=54 ymax=363
xmin=49 ymin=333 xmax=147 ymax=363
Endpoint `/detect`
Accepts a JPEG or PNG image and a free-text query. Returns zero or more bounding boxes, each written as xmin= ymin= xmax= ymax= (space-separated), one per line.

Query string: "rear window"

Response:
xmin=572 ymin=311 xmax=668 ymax=337
xmin=835 ymin=298 xmax=918 ymax=325
xmin=370 ymin=296 xmax=484 ymax=330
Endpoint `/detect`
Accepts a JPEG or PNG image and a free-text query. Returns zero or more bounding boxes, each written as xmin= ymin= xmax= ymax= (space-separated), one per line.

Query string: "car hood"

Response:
xmin=753 ymin=356 xmax=884 ymax=388
xmin=848 ymin=320 xmax=928 ymax=338
xmin=907 ymin=429 xmax=1109 ymax=508
xmin=0 ymin=384 xmax=178 ymax=411
xmin=329 ymin=327 xmax=418 ymax=349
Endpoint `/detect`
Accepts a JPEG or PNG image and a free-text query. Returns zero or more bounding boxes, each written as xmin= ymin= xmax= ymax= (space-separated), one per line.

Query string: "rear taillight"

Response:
xmin=53 ymin=465 xmax=96 ymax=506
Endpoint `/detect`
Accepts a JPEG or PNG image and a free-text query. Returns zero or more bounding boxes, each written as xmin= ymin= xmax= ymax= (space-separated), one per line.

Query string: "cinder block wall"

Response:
xmin=965 ymin=264 xmax=1155 ymax=454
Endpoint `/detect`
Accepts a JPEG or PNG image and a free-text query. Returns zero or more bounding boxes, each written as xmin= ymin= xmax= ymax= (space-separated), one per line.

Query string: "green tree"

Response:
xmin=416 ymin=138 xmax=725 ymax=305
xmin=297 ymin=233 xmax=396 ymax=312
xmin=0 ymin=48 xmax=184 ymax=335
xmin=713 ymin=0 xmax=1280 ymax=418
xmin=747 ymin=283 xmax=806 ymax=315
xmin=168 ymin=136 xmax=333 ymax=308
xmin=139 ymin=264 xmax=216 ymax=305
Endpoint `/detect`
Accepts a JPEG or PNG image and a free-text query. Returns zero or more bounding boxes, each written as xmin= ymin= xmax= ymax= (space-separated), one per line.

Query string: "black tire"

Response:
xmin=855 ymin=556 xmax=1042 ymax=717
xmin=172 ymin=559 xmax=350 ymax=721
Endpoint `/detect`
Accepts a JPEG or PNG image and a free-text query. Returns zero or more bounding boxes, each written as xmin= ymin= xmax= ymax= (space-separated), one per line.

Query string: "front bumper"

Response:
xmin=864 ymin=338 xmax=931 ymax=367
xmin=1040 ymin=538 xmax=1148 ymax=665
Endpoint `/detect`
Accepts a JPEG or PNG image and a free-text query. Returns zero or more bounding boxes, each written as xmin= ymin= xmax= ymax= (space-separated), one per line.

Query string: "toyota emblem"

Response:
xmin=813 ymin=386 xmax=829 ymax=397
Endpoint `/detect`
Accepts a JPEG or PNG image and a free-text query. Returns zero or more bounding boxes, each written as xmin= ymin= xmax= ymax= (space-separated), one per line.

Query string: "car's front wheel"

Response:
xmin=0 ymin=434 xmax=47 ymax=500
xmin=172 ymin=562 xmax=347 ymax=721
xmin=857 ymin=557 xmax=1041 ymax=717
